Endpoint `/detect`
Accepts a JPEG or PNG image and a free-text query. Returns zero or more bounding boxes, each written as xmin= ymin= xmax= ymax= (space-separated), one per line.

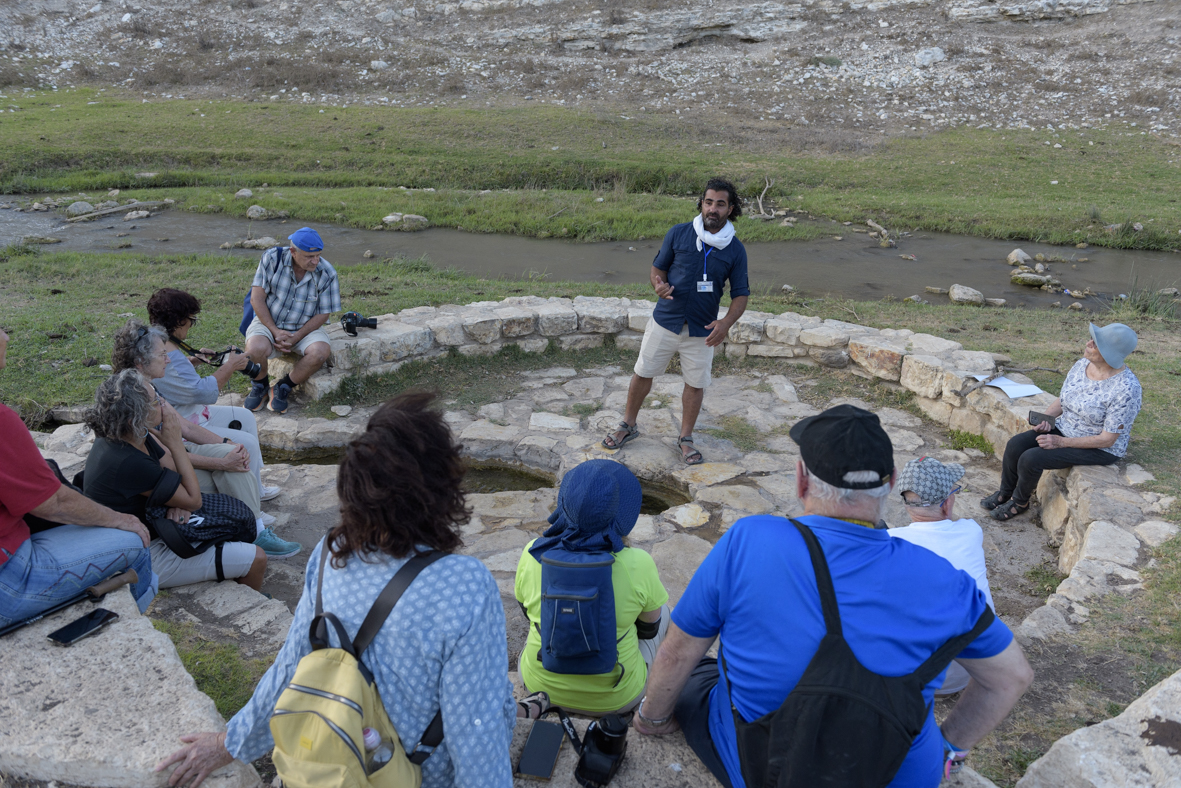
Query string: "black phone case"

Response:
xmin=47 ymin=608 xmax=119 ymax=646
xmin=1028 ymin=411 xmax=1056 ymax=427
xmin=517 ymin=720 xmax=565 ymax=780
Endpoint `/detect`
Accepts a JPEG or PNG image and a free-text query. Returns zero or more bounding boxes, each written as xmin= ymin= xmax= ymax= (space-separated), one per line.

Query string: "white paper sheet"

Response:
xmin=972 ymin=375 xmax=1044 ymax=399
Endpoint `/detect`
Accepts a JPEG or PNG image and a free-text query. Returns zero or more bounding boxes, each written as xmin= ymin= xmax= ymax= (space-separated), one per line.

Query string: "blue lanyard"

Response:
xmin=703 ymin=247 xmax=711 ymax=281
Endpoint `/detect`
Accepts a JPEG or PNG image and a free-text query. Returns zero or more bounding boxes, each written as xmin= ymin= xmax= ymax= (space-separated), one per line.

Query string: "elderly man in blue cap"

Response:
xmin=243 ymin=227 xmax=341 ymax=413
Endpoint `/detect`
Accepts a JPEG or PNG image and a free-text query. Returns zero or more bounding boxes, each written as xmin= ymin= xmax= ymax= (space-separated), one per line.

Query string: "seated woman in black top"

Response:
xmin=83 ymin=370 xmax=267 ymax=590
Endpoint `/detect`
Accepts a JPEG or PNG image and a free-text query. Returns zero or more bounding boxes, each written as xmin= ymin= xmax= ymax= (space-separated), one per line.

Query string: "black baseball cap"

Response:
xmin=789 ymin=404 xmax=894 ymax=490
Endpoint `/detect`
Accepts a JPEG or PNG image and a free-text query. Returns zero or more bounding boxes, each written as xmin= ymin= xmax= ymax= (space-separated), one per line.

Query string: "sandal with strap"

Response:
xmin=990 ymin=500 xmax=1029 ymax=521
xmin=980 ymin=491 xmax=1010 ymax=511
xmin=518 ymin=690 xmax=552 ymax=720
xmin=602 ymin=421 xmax=639 ymax=450
xmin=679 ymin=436 xmax=704 ymax=466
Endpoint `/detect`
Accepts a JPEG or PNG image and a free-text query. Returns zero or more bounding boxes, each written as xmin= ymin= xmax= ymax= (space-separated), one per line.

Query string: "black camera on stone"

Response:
xmin=340 ymin=311 xmax=377 ymax=337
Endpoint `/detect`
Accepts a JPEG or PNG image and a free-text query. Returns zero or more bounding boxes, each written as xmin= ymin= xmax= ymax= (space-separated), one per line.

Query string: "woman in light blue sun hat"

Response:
xmin=980 ymin=322 xmax=1141 ymax=521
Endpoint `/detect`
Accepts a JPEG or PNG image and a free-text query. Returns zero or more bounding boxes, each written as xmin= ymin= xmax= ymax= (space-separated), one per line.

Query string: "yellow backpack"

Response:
xmin=269 ymin=547 xmax=447 ymax=788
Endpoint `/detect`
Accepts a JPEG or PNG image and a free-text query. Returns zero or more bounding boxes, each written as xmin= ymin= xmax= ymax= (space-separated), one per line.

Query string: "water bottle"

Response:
xmin=362 ymin=727 xmax=394 ymax=774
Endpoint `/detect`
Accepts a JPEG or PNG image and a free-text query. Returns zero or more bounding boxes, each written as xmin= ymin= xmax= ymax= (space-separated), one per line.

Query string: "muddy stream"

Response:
xmin=4 ymin=205 xmax=1177 ymax=308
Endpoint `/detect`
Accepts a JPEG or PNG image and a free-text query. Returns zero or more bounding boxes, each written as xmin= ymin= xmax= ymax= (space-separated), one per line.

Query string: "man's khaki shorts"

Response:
xmin=244 ymin=317 xmax=332 ymax=359
xmin=633 ymin=320 xmax=713 ymax=389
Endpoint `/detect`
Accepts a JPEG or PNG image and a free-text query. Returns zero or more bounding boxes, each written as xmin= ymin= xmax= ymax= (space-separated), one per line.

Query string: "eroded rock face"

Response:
xmin=1016 ymin=667 xmax=1181 ymax=788
xmin=0 ymin=586 xmax=260 ymax=788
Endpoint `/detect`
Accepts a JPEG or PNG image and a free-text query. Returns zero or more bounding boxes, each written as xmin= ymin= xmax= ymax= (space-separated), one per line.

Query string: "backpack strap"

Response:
xmin=788 ymin=519 xmax=842 ymax=639
xmin=309 ymin=542 xmax=354 ymax=654
xmin=912 ymin=606 xmax=997 ymax=687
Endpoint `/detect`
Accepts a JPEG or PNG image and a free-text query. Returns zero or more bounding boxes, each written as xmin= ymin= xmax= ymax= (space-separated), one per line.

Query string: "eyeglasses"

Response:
xmin=187 ymin=315 xmax=200 ymax=326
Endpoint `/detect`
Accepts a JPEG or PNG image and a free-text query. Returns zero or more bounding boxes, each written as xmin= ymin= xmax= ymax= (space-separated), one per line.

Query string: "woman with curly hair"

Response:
xmin=159 ymin=392 xmax=545 ymax=788
xmin=82 ymin=369 xmax=267 ymax=590
xmin=111 ymin=318 xmax=299 ymax=559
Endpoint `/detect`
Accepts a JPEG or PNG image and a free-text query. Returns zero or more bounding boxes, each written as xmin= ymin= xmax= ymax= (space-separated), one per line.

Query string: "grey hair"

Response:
xmin=111 ymin=318 xmax=167 ymax=373
xmin=86 ymin=368 xmax=156 ymax=441
xmin=803 ymin=465 xmax=891 ymax=519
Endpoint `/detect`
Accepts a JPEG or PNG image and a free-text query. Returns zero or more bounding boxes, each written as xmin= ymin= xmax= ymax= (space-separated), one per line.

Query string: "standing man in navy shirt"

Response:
xmin=603 ymin=178 xmax=750 ymax=464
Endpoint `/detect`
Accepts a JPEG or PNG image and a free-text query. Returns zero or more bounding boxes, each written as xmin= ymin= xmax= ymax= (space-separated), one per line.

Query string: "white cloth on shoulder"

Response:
xmin=692 ymin=214 xmax=736 ymax=251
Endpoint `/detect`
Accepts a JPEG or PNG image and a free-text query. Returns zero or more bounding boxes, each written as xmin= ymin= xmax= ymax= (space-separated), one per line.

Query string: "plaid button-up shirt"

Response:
xmin=251 ymin=247 xmax=342 ymax=331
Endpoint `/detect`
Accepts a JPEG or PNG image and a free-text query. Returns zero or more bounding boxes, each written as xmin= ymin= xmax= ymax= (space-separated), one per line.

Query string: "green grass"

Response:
xmin=701 ymin=415 xmax=763 ymax=453
xmin=152 ymin=620 xmax=271 ymax=720
xmin=1024 ymin=562 xmax=1067 ymax=596
xmin=948 ymin=429 xmax=995 ymax=454
xmin=3 ymin=90 xmax=1181 ymax=248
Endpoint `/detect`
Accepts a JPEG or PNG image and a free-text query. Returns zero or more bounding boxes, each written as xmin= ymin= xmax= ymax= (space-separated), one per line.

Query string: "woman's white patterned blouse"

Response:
xmin=1056 ymin=358 xmax=1142 ymax=458
xmin=225 ymin=539 xmax=517 ymax=787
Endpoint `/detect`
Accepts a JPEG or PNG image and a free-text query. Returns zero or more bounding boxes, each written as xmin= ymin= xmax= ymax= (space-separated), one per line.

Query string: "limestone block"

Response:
xmin=370 ymin=320 xmax=434 ymax=361
xmin=557 ymin=333 xmax=604 ymax=351
xmin=459 ymin=420 xmax=524 ymax=461
xmin=766 ymin=375 xmax=798 ymax=403
xmin=0 ymin=586 xmax=261 ymax=788
xmin=727 ymin=314 xmax=765 ymax=343
xmin=1079 ymin=520 xmax=1141 ymax=568
xmin=575 ymin=302 xmax=628 ymax=333
xmin=948 ymin=768 xmax=1001 ymax=788
xmin=426 ymin=316 xmax=467 ymax=346
xmin=906 ymin=333 xmax=963 ymax=355
xmin=1123 ymin=463 xmax=1156 ymax=485
xmin=1055 ymin=559 xmax=1142 ymax=603
xmin=949 ymin=408 xmax=989 ymax=436
xmin=777 ymin=310 xmax=823 ymax=328
xmin=1015 ymin=668 xmax=1181 ymax=788
xmin=512 ymin=337 xmax=550 ymax=354
xmin=982 ymin=422 xmax=1011 ymax=459
xmin=847 ymin=337 xmax=907 ymax=381
xmin=913 ymin=396 xmax=952 ymax=426
xmin=458 ymin=342 xmax=504 ymax=357
xmin=515 ymin=435 xmax=561 ymax=470
xmin=1074 ymin=487 xmax=1144 ymax=530
xmin=615 ymin=331 xmax=644 ymax=351
xmin=747 ymin=343 xmax=796 ymax=358
xmin=529 ymin=412 xmax=580 ymax=431
xmin=725 ymin=343 xmax=748 ymax=359
xmin=948 ymin=283 xmax=985 ymax=305
xmin=627 ymin=308 xmax=652 ymax=332
xmin=650 ymin=533 xmax=715 ymax=605
xmin=799 ymin=325 xmax=849 ymax=348
xmin=885 ymin=427 xmax=923 ymax=453
xmin=1006 ymin=248 xmax=1032 ymax=266
xmin=671 ymin=462 xmax=744 ymax=494
xmin=964 ymin=386 xmax=1013 ymax=424
xmin=534 ymin=303 xmax=579 ymax=336
xmin=395 ymin=305 xmax=439 ymax=323
xmin=878 ymin=408 xmax=922 ymax=429
xmin=1059 ymin=516 xmax=1088 ymax=574
xmin=696 ymin=484 xmax=773 ymax=514
xmin=467 ymin=488 xmax=557 ymax=521
xmin=1135 ymin=520 xmax=1180 ymax=547
xmin=900 ymin=354 xmax=945 ymax=399
xmin=809 ymin=348 xmax=849 ymax=368
xmin=1016 ymin=604 xmax=1069 ymax=643
xmin=940 ymin=369 xmax=970 ymax=407
xmin=462 ymin=311 xmax=503 ymax=344
xmin=629 ymin=514 xmax=670 ymax=543
xmin=950 ymin=350 xmax=997 ymax=375
xmin=662 ymin=503 xmax=710 ymax=529
xmin=494 ymin=306 xmax=537 ymax=337
xmin=764 ymin=317 xmax=802 ymax=345
xmin=1037 ymin=470 xmax=1071 ymax=546
xmin=563 ymin=377 xmax=605 ymax=399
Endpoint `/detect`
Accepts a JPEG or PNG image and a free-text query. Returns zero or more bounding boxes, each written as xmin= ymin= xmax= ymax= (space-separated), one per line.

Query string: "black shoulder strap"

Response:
xmin=788 ymin=519 xmax=842 ymax=638
xmin=353 ymin=550 xmax=448 ymax=655
xmin=912 ymin=606 xmax=997 ymax=687
xmin=151 ymin=515 xmax=205 ymax=559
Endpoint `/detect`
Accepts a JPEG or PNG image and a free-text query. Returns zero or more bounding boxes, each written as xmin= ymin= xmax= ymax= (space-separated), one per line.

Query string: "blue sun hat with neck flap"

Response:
xmin=528 ymin=460 xmax=642 ymax=556
xmin=288 ymin=226 xmax=324 ymax=253
xmin=1088 ymin=322 xmax=1137 ymax=369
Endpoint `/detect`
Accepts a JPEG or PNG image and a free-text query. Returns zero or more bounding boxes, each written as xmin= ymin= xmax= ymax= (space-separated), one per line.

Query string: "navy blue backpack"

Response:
xmin=239 ymin=246 xmax=285 ymax=336
xmin=537 ymin=546 xmax=623 ymax=680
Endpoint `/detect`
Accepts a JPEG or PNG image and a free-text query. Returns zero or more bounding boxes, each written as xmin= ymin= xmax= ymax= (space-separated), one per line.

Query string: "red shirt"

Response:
xmin=0 ymin=404 xmax=61 ymax=566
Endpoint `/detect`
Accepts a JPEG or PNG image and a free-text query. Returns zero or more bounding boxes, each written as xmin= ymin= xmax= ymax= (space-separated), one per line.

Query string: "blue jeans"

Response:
xmin=0 ymin=525 xmax=157 ymax=626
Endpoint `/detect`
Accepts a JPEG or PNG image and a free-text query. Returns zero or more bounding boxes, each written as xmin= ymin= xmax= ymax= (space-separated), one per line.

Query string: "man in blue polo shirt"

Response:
xmin=603 ymin=178 xmax=750 ymax=465
xmin=634 ymin=405 xmax=1033 ymax=788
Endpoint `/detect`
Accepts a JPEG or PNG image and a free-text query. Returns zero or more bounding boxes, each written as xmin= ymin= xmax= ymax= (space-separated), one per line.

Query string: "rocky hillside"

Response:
xmin=1 ymin=0 xmax=1178 ymax=141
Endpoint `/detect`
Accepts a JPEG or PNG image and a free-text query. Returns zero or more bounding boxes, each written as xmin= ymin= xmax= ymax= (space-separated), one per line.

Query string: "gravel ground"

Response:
xmin=1 ymin=0 xmax=1178 ymax=144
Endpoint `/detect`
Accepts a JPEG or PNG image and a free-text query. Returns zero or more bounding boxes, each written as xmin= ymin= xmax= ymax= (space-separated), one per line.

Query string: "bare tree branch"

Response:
xmin=953 ymin=366 xmax=1064 ymax=398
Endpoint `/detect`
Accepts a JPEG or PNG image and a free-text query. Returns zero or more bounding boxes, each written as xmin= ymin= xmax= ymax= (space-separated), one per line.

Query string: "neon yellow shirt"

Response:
xmin=515 ymin=539 xmax=669 ymax=713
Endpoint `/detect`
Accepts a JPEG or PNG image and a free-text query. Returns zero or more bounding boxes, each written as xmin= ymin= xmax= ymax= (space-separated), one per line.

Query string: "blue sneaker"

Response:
xmin=253 ymin=527 xmax=301 ymax=558
xmin=269 ymin=381 xmax=293 ymax=414
xmin=245 ymin=378 xmax=270 ymax=412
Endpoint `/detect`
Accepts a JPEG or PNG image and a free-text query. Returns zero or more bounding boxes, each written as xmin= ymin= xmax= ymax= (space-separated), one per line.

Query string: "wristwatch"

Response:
xmin=222 ymin=437 xmax=232 ymax=444
xmin=637 ymin=697 xmax=672 ymax=727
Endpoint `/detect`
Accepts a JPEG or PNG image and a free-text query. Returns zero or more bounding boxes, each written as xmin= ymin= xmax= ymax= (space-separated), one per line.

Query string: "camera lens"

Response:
xmin=241 ymin=359 xmax=262 ymax=379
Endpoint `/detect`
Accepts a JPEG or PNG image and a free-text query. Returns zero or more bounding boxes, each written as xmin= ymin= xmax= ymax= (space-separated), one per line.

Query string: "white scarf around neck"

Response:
xmin=693 ymin=213 xmax=736 ymax=251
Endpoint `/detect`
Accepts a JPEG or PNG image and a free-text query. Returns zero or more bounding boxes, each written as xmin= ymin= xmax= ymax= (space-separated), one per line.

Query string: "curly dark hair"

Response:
xmin=696 ymin=177 xmax=743 ymax=219
xmin=147 ymin=288 xmax=202 ymax=335
xmin=328 ymin=391 xmax=468 ymax=566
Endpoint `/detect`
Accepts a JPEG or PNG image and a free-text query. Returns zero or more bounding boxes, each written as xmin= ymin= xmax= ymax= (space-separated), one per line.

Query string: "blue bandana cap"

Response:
xmin=529 ymin=460 xmax=643 ymax=556
xmin=288 ymin=227 xmax=324 ymax=253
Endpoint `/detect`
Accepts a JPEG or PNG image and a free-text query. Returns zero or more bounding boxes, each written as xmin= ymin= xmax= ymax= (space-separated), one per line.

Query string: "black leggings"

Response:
xmin=1000 ymin=429 xmax=1117 ymax=506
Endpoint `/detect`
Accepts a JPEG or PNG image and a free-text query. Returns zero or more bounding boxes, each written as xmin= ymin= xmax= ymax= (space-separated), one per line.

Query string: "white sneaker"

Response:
xmin=259 ymin=511 xmax=276 ymax=527
xmin=260 ymin=485 xmax=282 ymax=502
